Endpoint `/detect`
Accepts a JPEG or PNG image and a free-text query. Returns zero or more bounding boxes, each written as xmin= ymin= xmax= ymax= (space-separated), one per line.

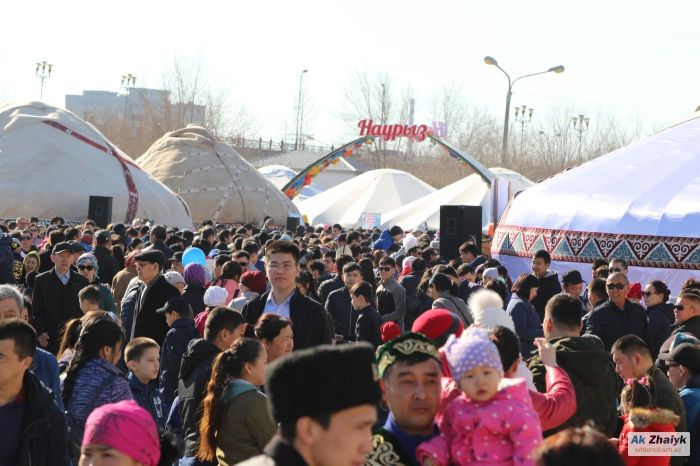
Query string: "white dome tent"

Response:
xmin=294 ymin=169 xmax=436 ymax=228
xmin=381 ymin=167 xmax=533 ymax=231
xmin=492 ymin=113 xmax=700 ymax=294
xmin=0 ymin=102 xmax=192 ymax=228
xmin=257 ymin=164 xmax=323 ymax=201
xmin=137 ymin=127 xmax=300 ymax=225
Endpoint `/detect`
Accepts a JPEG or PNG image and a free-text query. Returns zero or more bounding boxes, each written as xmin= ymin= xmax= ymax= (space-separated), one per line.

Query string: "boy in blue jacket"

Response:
xmin=125 ymin=337 xmax=165 ymax=428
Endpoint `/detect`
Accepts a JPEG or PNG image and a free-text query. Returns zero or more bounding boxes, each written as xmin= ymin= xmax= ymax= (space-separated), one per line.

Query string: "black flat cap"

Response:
xmin=134 ymin=249 xmax=165 ymax=267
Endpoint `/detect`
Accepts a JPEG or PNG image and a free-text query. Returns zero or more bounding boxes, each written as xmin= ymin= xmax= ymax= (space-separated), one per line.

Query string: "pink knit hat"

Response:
xmin=83 ymin=400 xmax=160 ymax=466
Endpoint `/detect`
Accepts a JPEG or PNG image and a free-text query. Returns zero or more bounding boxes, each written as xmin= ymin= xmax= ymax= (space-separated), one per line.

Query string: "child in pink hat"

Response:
xmin=416 ymin=328 xmax=542 ymax=466
xmin=80 ymin=400 xmax=178 ymax=466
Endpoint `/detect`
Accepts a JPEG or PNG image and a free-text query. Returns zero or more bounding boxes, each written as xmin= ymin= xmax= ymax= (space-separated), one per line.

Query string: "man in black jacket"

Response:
xmin=530 ymin=249 xmax=562 ymax=322
xmin=0 ymin=319 xmax=70 ymax=466
xmin=318 ymin=254 xmax=354 ymax=304
xmin=179 ymin=307 xmax=245 ymax=464
xmin=148 ymin=225 xmax=174 ymax=265
xmin=129 ymin=249 xmax=180 ymax=345
xmin=37 ymin=229 xmax=65 ymax=275
xmin=529 ymin=294 xmax=618 ymax=437
xmin=91 ymin=229 xmax=119 ymax=285
xmin=657 ymin=290 xmax=700 ymax=367
xmin=584 ymin=272 xmax=647 ymax=351
xmin=242 ymin=240 xmax=333 ymax=350
xmin=350 ymin=281 xmax=381 ymax=348
xmin=32 ymin=242 xmax=89 ymax=354
xmin=326 ymin=263 xmax=363 ymax=342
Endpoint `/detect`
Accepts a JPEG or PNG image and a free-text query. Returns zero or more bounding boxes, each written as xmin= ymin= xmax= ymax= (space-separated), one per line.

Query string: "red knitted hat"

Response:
xmin=412 ymin=309 xmax=464 ymax=348
xmin=627 ymin=282 xmax=643 ymax=300
xmin=380 ymin=321 xmax=402 ymax=343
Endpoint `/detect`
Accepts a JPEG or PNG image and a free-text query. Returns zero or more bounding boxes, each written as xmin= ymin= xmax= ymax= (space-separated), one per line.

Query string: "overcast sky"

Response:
xmin=2 ymin=0 xmax=698 ymax=148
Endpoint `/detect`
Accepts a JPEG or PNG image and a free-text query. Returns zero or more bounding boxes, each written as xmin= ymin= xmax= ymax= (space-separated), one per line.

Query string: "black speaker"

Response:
xmin=88 ymin=196 xmax=113 ymax=228
xmin=286 ymin=216 xmax=300 ymax=231
xmin=439 ymin=205 xmax=482 ymax=261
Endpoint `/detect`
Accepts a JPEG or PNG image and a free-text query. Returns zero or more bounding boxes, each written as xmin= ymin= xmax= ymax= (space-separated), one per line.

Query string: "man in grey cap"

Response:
xmin=239 ymin=343 xmax=381 ymax=466
xmin=124 ymin=249 xmax=179 ymax=345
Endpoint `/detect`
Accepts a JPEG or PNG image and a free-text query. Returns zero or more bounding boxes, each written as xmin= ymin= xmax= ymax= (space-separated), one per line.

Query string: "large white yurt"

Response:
xmin=492 ymin=113 xmax=700 ymax=293
xmin=381 ymin=168 xmax=533 ymax=231
xmin=294 ymin=168 xmax=436 ymax=228
xmin=137 ymin=127 xmax=300 ymax=225
xmin=0 ymin=102 xmax=192 ymax=228
xmin=257 ymin=164 xmax=323 ymax=200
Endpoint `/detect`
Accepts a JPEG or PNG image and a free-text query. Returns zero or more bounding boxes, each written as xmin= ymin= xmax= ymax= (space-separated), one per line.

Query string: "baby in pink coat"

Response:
xmin=417 ymin=328 xmax=542 ymax=466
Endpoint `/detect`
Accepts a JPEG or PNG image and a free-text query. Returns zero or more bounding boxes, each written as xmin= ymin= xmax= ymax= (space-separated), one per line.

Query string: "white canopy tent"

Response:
xmin=0 ymin=102 xmax=192 ymax=228
xmin=257 ymin=164 xmax=323 ymax=201
xmin=381 ymin=167 xmax=533 ymax=231
xmin=492 ymin=113 xmax=700 ymax=294
xmin=137 ymin=127 xmax=300 ymax=225
xmin=294 ymin=169 xmax=436 ymax=228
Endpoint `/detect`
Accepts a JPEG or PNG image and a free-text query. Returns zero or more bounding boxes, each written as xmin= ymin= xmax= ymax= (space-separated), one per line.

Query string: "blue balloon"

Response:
xmin=182 ymin=247 xmax=206 ymax=267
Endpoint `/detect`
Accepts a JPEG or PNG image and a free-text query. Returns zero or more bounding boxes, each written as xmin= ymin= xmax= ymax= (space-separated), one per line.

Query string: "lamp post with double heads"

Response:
xmin=484 ymin=56 xmax=564 ymax=167
xmin=35 ymin=61 xmax=53 ymax=100
xmin=295 ymin=69 xmax=308 ymax=150
xmin=571 ymin=114 xmax=590 ymax=161
xmin=121 ymin=74 xmax=137 ymax=123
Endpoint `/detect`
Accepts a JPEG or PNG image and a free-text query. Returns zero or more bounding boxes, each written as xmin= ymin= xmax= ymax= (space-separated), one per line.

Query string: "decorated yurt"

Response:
xmin=0 ymin=102 xmax=192 ymax=228
xmin=294 ymin=168 xmax=436 ymax=228
xmin=381 ymin=167 xmax=533 ymax=231
xmin=492 ymin=113 xmax=700 ymax=293
xmin=137 ymin=127 xmax=300 ymax=225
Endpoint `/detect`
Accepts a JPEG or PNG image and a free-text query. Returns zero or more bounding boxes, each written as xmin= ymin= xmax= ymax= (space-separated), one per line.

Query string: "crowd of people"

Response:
xmin=1 ymin=214 xmax=700 ymax=466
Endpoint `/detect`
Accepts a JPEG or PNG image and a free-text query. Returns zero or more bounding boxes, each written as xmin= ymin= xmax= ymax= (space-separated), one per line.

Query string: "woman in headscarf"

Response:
xmin=76 ymin=253 xmax=117 ymax=315
xmin=182 ymin=263 xmax=207 ymax=316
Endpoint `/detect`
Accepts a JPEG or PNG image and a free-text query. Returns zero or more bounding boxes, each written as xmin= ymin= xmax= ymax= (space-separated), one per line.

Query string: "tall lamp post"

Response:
xmin=484 ymin=56 xmax=564 ymax=167
xmin=295 ymin=69 xmax=308 ymax=150
xmin=121 ymin=74 xmax=137 ymax=123
xmin=36 ymin=61 xmax=53 ymax=100
xmin=513 ymin=105 xmax=534 ymax=159
xmin=571 ymin=113 xmax=590 ymax=161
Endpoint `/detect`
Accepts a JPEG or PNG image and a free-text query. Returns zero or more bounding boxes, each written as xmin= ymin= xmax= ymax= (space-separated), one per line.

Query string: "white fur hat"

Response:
xmin=204 ymin=285 xmax=228 ymax=307
xmin=468 ymin=289 xmax=515 ymax=332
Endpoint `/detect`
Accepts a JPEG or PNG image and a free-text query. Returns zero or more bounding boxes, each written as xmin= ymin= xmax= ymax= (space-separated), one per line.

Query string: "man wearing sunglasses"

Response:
xmin=584 ymin=271 xmax=647 ymax=351
xmin=376 ymin=257 xmax=406 ymax=330
xmin=657 ymin=291 xmax=700 ymax=367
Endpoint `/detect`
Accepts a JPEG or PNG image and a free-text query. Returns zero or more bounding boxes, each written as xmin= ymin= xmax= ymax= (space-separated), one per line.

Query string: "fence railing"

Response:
xmin=222 ymin=136 xmax=333 ymax=153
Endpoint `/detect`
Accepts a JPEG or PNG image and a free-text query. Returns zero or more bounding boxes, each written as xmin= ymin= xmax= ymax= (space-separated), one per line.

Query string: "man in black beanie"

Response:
xmin=239 ymin=343 xmax=381 ymax=466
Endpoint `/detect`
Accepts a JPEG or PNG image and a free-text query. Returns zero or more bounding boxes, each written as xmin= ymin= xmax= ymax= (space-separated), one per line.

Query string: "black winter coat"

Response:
xmin=242 ymin=289 xmax=333 ymax=350
xmin=355 ymin=305 xmax=382 ymax=348
xmin=182 ymin=285 xmax=207 ymax=316
xmin=18 ymin=371 xmax=71 ymax=466
xmin=531 ymin=270 xmax=562 ymax=322
xmin=160 ymin=318 xmax=198 ymax=409
xmin=131 ymin=275 xmax=180 ymax=345
xmin=92 ymin=245 xmax=120 ymax=286
xmin=529 ymin=335 xmax=619 ymax=437
xmin=318 ymin=275 xmax=344 ymax=305
xmin=32 ymin=268 xmax=89 ymax=354
xmin=178 ymin=338 xmax=221 ymax=457
xmin=584 ymin=299 xmax=647 ymax=351
xmin=646 ymin=302 xmax=675 ymax=360
xmin=325 ymin=287 xmax=359 ymax=341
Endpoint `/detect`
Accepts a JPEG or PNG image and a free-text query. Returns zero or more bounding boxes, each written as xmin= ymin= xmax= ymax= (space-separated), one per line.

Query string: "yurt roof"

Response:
xmin=294 ymin=168 xmax=435 ymax=228
xmin=492 ymin=112 xmax=700 ymax=293
xmin=258 ymin=164 xmax=323 ymax=200
xmin=0 ymin=102 xmax=192 ymax=228
xmin=381 ymin=167 xmax=533 ymax=231
xmin=137 ymin=126 xmax=300 ymax=225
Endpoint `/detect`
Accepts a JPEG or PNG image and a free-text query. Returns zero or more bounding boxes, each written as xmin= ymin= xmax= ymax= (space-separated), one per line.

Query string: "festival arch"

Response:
xmin=281 ymin=132 xmax=496 ymax=200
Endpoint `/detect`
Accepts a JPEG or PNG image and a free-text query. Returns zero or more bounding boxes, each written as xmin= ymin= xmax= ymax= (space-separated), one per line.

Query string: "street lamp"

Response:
xmin=484 ymin=56 xmax=564 ymax=166
xmin=514 ymin=105 xmax=534 ymax=158
xmin=121 ymin=74 xmax=137 ymax=122
xmin=571 ymin=114 xmax=590 ymax=161
xmin=35 ymin=61 xmax=53 ymax=100
xmin=295 ymin=69 xmax=309 ymax=150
